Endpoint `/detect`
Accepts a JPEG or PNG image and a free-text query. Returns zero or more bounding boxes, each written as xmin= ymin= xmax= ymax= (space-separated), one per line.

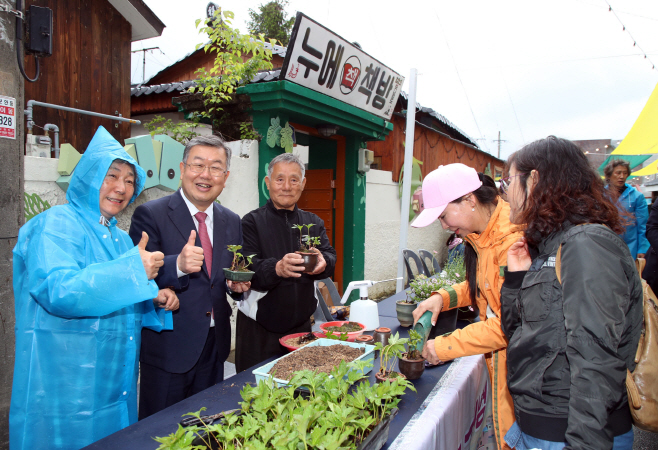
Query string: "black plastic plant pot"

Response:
xmin=222 ymin=268 xmax=254 ymax=282
xmin=356 ymin=407 xmax=399 ymax=450
xmin=398 ymin=354 xmax=425 ymax=380
xmin=295 ymin=251 xmax=318 ymax=272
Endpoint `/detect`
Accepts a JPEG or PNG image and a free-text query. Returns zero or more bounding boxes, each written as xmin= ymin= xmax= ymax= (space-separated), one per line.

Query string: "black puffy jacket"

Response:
xmin=501 ymin=224 xmax=643 ymax=450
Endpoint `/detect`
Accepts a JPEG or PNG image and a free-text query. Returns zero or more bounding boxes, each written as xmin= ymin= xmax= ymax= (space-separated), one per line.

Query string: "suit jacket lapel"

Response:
xmin=168 ymin=190 xmax=209 ymax=277
xmin=212 ymin=202 xmax=227 ymax=281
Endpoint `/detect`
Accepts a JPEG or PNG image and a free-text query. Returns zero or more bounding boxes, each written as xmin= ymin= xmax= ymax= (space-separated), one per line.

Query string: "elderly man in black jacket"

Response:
xmin=235 ymin=153 xmax=336 ymax=372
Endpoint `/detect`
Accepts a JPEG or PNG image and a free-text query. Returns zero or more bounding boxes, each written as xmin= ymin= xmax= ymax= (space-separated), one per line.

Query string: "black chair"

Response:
xmin=402 ymin=249 xmax=427 ymax=288
xmin=418 ymin=249 xmax=441 ymax=276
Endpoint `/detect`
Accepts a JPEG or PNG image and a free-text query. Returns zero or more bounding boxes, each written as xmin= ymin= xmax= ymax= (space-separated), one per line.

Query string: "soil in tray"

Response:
xmin=268 ymin=344 xmax=365 ymax=380
xmin=284 ymin=334 xmax=319 ymax=348
xmin=324 ymin=321 xmax=363 ymax=332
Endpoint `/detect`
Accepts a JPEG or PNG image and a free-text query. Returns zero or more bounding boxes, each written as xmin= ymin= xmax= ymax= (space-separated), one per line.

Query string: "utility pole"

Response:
xmin=0 ymin=1 xmax=25 ymax=447
xmin=131 ymin=47 xmax=161 ymax=84
xmin=493 ymin=131 xmax=506 ymax=159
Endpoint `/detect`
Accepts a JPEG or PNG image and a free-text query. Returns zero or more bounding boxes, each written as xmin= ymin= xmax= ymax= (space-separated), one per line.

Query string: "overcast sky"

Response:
xmin=132 ymin=0 xmax=658 ymax=160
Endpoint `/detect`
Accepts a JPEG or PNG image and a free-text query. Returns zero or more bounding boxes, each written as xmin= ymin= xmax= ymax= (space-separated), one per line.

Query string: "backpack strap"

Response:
xmin=556 ymin=244 xmax=562 ymax=285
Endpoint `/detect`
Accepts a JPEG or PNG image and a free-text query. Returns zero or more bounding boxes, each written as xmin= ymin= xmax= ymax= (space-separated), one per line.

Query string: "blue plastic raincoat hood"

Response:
xmin=10 ymin=127 xmax=171 ymax=450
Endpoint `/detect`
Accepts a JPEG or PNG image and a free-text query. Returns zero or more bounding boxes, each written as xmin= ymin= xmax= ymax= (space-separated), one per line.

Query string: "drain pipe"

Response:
xmin=43 ymin=124 xmax=59 ymax=158
xmin=25 ymin=100 xmax=141 ymax=133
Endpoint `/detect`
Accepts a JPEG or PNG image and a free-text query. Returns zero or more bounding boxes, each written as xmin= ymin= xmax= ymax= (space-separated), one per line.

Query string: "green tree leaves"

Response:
xmin=247 ymin=0 xmax=296 ymax=46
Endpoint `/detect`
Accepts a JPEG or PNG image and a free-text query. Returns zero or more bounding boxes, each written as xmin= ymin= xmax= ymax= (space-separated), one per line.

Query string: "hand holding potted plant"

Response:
xmin=398 ymin=329 xmax=425 ymax=380
xmin=374 ymin=332 xmax=409 ymax=382
xmin=292 ymin=224 xmax=321 ymax=272
xmin=223 ymin=244 xmax=255 ymax=282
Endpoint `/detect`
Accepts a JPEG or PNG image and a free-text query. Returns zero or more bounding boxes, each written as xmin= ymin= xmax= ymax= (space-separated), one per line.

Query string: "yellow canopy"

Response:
xmin=631 ymin=159 xmax=658 ymax=176
xmin=612 ymin=81 xmax=658 ymax=155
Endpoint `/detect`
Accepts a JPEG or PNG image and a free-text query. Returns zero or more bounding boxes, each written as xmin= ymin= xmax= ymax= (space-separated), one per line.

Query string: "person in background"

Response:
xmin=130 ymin=135 xmax=249 ymax=419
xmin=604 ymin=158 xmax=649 ymax=259
xmin=502 ymin=137 xmax=642 ymax=450
xmin=10 ymin=127 xmax=178 ymax=450
xmin=411 ymin=163 xmax=523 ymax=450
xmin=235 ymin=153 xmax=336 ymax=373
xmin=641 ymin=198 xmax=658 ymax=293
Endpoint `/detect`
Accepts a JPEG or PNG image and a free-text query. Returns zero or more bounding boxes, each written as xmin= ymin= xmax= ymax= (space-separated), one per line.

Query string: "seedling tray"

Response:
xmin=253 ymin=338 xmax=375 ymax=387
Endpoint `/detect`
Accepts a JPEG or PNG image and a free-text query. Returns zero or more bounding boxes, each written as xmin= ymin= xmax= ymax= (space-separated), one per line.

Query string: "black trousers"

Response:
xmin=234 ymin=310 xmax=311 ymax=373
xmin=138 ymin=327 xmax=224 ymax=420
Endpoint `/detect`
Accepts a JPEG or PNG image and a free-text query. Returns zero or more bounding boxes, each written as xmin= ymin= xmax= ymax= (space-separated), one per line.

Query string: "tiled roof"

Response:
xmin=144 ymin=40 xmax=286 ymax=85
xmin=131 ymin=69 xmax=282 ymax=97
xmin=131 ymin=80 xmax=196 ymax=97
xmin=131 ymin=69 xmax=476 ymax=150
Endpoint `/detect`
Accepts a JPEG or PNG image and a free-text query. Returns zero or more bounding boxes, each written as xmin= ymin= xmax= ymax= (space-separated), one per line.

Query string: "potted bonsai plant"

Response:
xmin=398 ymin=329 xmax=425 ymax=380
xmin=395 ymin=291 xmax=418 ymax=327
xmin=222 ymin=244 xmax=255 ymax=282
xmin=374 ymin=332 xmax=408 ymax=383
xmin=292 ymin=223 xmax=320 ymax=272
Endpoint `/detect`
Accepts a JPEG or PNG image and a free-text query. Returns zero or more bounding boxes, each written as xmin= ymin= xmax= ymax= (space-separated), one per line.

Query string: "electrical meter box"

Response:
xmin=358 ymin=148 xmax=374 ymax=173
xmin=26 ymin=6 xmax=53 ymax=57
xmin=26 ymin=134 xmax=51 ymax=158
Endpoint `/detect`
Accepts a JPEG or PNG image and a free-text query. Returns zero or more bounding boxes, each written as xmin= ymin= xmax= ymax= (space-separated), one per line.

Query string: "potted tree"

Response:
xmin=398 ymin=329 xmax=425 ymax=380
xmin=291 ymin=223 xmax=320 ymax=272
xmin=374 ymin=332 xmax=408 ymax=383
xmin=222 ymin=244 xmax=255 ymax=282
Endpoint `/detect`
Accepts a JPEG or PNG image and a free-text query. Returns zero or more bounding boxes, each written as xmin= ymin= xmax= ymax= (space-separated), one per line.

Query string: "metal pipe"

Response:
xmin=396 ymin=68 xmax=418 ymax=293
xmin=25 ymin=100 xmax=141 ymax=126
xmin=43 ymin=123 xmax=59 ymax=158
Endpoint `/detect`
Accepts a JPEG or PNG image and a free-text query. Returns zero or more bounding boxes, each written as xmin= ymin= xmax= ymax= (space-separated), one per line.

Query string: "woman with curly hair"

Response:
xmin=501 ymin=136 xmax=643 ymax=450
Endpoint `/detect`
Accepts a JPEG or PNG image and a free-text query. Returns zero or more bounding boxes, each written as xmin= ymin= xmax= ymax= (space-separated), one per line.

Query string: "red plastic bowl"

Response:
xmin=279 ymin=332 xmax=326 ymax=352
xmin=319 ymin=321 xmax=366 ymax=341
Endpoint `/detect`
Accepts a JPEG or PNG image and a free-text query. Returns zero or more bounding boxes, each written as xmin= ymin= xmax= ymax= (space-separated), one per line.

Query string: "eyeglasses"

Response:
xmin=500 ymin=174 xmax=523 ymax=193
xmin=185 ymin=163 xmax=227 ymax=177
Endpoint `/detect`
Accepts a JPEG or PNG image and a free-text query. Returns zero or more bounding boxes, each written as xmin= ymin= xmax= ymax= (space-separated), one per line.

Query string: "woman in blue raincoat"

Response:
xmin=604 ymin=159 xmax=650 ymax=259
xmin=10 ymin=127 xmax=178 ymax=450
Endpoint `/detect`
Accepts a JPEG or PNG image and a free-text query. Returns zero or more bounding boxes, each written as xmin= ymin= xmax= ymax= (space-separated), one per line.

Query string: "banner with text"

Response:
xmin=280 ymin=13 xmax=404 ymax=121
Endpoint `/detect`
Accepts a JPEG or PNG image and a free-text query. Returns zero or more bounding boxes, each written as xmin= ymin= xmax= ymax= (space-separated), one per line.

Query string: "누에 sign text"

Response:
xmin=280 ymin=13 xmax=404 ymax=121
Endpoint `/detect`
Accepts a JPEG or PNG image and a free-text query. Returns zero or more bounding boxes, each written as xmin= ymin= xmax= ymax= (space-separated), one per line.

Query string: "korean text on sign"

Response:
xmin=0 ymin=96 xmax=16 ymax=140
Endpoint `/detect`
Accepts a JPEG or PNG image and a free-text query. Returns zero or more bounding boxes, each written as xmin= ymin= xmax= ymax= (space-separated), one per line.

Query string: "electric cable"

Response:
xmin=15 ymin=0 xmax=39 ymax=82
xmin=433 ymin=8 xmax=488 ymax=153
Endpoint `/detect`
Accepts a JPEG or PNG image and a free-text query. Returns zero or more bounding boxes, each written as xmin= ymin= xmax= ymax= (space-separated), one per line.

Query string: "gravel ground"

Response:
xmin=634 ymin=427 xmax=658 ymax=449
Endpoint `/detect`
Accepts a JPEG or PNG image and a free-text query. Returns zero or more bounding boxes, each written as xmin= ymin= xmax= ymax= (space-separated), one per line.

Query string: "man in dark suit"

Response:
xmin=129 ymin=135 xmax=249 ymax=419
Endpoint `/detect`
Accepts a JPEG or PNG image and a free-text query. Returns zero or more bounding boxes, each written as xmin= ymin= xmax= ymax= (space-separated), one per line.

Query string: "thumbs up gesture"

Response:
xmin=177 ymin=230 xmax=204 ymax=274
xmin=138 ymin=231 xmax=164 ymax=280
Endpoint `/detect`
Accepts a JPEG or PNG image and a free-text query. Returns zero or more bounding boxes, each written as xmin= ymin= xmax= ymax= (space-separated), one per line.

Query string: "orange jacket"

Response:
xmin=434 ymin=200 xmax=523 ymax=450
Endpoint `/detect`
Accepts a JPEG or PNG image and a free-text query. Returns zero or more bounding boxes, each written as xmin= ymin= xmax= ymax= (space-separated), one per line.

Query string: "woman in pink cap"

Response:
xmin=411 ymin=163 xmax=523 ymax=450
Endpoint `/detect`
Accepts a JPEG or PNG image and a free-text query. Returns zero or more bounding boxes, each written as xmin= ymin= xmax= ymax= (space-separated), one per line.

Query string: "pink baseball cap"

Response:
xmin=411 ymin=163 xmax=482 ymax=228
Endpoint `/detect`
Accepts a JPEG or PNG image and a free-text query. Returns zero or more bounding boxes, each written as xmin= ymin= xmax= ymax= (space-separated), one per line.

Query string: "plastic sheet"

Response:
xmin=10 ymin=127 xmax=171 ymax=450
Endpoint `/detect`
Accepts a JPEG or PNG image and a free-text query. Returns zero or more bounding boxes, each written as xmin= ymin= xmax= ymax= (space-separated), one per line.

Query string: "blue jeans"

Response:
xmin=504 ymin=421 xmax=634 ymax=450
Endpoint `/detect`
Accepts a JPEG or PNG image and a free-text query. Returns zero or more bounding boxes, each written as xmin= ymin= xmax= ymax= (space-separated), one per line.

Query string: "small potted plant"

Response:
xmin=292 ymin=223 xmax=320 ymax=272
xmin=395 ymin=291 xmax=418 ymax=327
xmin=374 ymin=332 xmax=408 ymax=383
xmin=223 ymin=244 xmax=255 ymax=282
xmin=398 ymin=329 xmax=425 ymax=380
